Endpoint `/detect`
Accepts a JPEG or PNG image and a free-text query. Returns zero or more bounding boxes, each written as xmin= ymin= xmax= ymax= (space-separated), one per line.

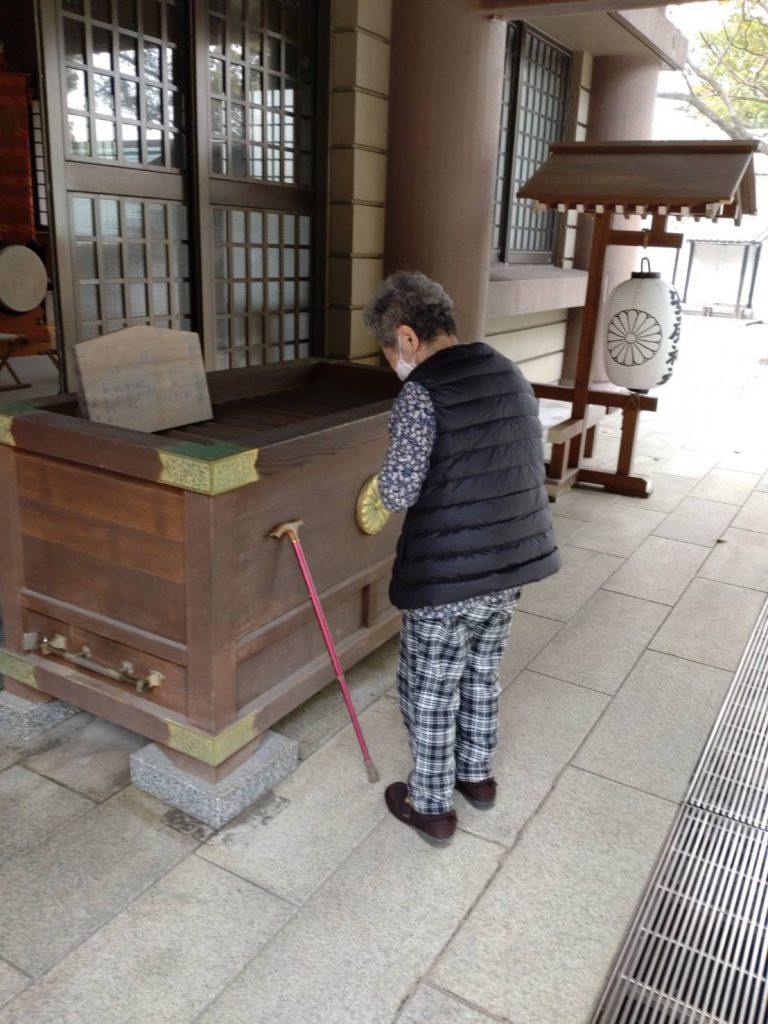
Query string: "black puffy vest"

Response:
xmin=389 ymin=342 xmax=560 ymax=610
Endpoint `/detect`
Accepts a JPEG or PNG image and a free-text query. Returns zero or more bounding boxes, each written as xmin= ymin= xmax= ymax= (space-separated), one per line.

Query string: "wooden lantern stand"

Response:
xmin=535 ymin=211 xmax=683 ymax=498
xmin=518 ymin=141 xmax=759 ymax=500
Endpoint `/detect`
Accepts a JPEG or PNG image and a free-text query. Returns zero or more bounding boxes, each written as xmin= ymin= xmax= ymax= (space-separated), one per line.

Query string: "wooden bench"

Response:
xmin=537 ymin=398 xmax=609 ymax=498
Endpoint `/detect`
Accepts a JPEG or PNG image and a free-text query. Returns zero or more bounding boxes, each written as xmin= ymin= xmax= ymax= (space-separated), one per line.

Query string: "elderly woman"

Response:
xmin=364 ymin=271 xmax=560 ymax=847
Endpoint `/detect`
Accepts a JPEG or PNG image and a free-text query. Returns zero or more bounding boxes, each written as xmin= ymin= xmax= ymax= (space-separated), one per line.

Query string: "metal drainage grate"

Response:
xmin=594 ymin=598 xmax=768 ymax=1024
xmin=689 ymin=615 xmax=768 ymax=831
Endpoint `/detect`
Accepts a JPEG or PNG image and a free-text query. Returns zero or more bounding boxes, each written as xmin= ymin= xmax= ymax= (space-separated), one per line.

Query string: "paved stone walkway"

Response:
xmin=1 ymin=316 xmax=766 ymax=1024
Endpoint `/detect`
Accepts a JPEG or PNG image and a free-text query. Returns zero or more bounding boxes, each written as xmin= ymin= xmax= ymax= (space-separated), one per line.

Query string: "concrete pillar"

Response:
xmin=384 ymin=1 xmax=506 ymax=341
xmin=563 ymin=55 xmax=661 ymax=382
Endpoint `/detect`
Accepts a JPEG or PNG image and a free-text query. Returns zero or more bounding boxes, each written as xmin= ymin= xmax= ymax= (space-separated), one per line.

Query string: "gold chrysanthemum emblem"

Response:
xmin=356 ymin=475 xmax=391 ymax=535
xmin=607 ymin=309 xmax=663 ymax=366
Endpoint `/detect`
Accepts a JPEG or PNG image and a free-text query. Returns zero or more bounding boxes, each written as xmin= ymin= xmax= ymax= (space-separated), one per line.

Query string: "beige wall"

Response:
xmin=326 ymin=0 xmax=393 ymax=363
xmin=485 ymin=310 xmax=569 ymax=383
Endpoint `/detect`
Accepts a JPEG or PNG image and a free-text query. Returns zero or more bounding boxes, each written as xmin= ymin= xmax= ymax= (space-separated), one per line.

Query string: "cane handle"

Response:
xmin=270 ymin=519 xmax=304 ymax=542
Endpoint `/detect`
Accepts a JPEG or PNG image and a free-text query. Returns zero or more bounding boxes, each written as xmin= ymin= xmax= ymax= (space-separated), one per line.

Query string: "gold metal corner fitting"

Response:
xmin=157 ymin=447 xmax=260 ymax=495
xmin=0 ymin=649 xmax=37 ymax=687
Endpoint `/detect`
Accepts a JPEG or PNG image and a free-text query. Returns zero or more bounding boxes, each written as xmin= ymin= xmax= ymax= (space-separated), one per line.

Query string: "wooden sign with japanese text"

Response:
xmin=74 ymin=326 xmax=212 ymax=433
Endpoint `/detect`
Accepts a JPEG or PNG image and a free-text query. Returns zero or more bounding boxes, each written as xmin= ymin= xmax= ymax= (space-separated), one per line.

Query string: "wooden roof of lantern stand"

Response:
xmin=517 ymin=140 xmax=759 ymax=500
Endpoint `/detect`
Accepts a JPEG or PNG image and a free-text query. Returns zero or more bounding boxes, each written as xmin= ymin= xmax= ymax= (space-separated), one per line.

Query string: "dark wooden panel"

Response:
xmin=11 ymin=412 xmax=188 ymax=483
xmin=67 ymin=163 xmax=187 ymax=201
xmin=0 ymin=446 xmax=25 ymax=650
xmin=21 ymin=589 xmax=187 ymax=666
xmin=243 ymin=613 xmax=401 ymax=735
xmin=232 ymin=423 xmax=399 ymax=636
xmin=20 ymin=498 xmax=185 ymax=584
xmin=16 ymin=452 xmax=185 ymax=541
xmin=29 ymin=658 xmax=193 ymax=753
xmin=23 ymin=609 xmax=187 ymax=715
xmin=315 ymin=360 xmax=398 ymax=398
xmin=236 ymin=556 xmax=394 ymax=662
xmin=205 ymin=362 xmax=316 ymax=403
xmin=21 ymin=536 xmax=186 ymax=642
xmin=184 ymin=489 xmax=240 ymax=732
xmin=209 ymin=178 xmax=314 ymax=214
xmin=237 ymin=589 xmax=369 ymax=708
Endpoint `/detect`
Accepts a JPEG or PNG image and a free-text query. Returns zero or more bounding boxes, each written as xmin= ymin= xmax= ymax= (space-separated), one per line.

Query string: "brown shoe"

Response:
xmin=385 ymin=782 xmax=457 ymax=847
xmin=455 ymin=777 xmax=497 ymax=809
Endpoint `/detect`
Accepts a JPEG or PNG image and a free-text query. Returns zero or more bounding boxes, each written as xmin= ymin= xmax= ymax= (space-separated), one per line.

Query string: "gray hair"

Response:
xmin=363 ymin=271 xmax=457 ymax=349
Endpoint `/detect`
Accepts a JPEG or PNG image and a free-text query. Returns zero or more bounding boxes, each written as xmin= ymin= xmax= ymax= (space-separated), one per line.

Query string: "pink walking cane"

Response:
xmin=270 ymin=519 xmax=380 ymax=783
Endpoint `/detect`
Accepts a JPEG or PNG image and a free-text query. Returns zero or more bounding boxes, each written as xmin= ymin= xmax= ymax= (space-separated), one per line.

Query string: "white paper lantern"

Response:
xmin=603 ymin=258 xmax=682 ymax=393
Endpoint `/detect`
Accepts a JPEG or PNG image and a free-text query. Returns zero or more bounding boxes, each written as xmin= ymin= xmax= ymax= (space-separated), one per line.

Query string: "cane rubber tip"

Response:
xmin=366 ymin=762 xmax=380 ymax=784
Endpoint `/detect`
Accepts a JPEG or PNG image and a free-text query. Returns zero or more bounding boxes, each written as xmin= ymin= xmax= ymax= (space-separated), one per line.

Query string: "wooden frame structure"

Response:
xmin=518 ymin=140 xmax=759 ymax=498
xmin=38 ymin=0 xmax=330 ymax=386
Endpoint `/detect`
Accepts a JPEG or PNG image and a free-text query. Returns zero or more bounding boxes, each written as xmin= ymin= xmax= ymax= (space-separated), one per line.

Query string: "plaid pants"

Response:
xmin=396 ymin=593 xmax=518 ymax=814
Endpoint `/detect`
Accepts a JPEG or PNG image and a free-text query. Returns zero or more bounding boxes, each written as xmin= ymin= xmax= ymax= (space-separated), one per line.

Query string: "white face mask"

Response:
xmin=394 ymin=337 xmax=417 ymax=381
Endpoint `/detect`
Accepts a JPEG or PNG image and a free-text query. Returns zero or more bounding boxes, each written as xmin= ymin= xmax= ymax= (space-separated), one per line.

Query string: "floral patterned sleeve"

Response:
xmin=377 ymin=381 xmax=437 ymax=513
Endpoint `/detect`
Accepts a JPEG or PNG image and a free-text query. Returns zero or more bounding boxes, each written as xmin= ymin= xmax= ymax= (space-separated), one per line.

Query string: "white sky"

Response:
xmin=655 ymin=1 xmax=731 ymax=139
xmin=664 ymin=0 xmax=731 ymax=33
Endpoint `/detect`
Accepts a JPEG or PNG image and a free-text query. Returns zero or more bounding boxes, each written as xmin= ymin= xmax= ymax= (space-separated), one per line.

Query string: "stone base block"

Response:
xmin=129 ymin=732 xmax=299 ymax=830
xmin=0 ymin=690 xmax=80 ymax=740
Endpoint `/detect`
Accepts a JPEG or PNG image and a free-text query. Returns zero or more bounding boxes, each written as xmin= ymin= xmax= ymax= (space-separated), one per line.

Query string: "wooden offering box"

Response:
xmin=0 ymin=360 xmax=401 ymax=772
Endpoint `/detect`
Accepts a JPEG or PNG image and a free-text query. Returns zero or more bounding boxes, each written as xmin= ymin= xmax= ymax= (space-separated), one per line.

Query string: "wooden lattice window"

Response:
xmin=208 ymin=0 xmax=314 ymax=184
xmin=493 ymin=24 xmax=571 ymax=265
xmin=71 ymin=193 xmax=192 ymax=338
xmin=61 ymin=0 xmax=185 ymax=167
xmin=213 ymin=206 xmax=311 ymax=367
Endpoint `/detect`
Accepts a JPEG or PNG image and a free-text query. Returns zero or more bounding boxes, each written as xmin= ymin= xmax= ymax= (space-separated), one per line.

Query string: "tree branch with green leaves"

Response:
xmin=658 ymin=0 xmax=768 ymax=155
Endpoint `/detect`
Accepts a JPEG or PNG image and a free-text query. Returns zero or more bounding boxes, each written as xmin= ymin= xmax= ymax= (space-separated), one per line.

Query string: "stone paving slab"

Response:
xmin=529 ymin=589 xmax=669 ymax=694
xmin=547 ymin=487 xmax=621 ymax=522
xmin=517 ymin=546 xmax=623 ymax=623
xmin=499 ymin=612 xmax=562 ymax=687
xmin=0 ymin=747 xmax=21 ymax=774
xmin=430 ymin=769 xmax=677 ymax=1024
xmin=0 ymin=787 xmax=196 ymax=977
xmin=615 ymin=473 xmax=696 ymax=514
xmin=551 ymin=514 xmax=585 ymax=543
xmin=602 ymin=535 xmax=709 ymax=606
xmin=198 ymin=699 xmax=411 ymax=905
xmin=717 ymin=449 xmax=768 ymax=475
xmin=634 ymin=432 xmax=686 ymax=461
xmin=690 ymin=468 xmax=759 ymax=506
xmin=0 ymin=711 xmax=91 ymax=774
xmin=698 ymin=527 xmax=768 ymax=592
xmin=650 ymin=577 xmax=765 ymax=672
xmin=732 ymin=490 xmax=768 ymax=533
xmin=459 ymin=670 xmax=607 ymax=846
xmin=573 ymin=651 xmax=732 ymax=802
xmin=567 ymin=505 xmax=667 ymax=559
xmin=0 ymin=766 xmax=93 ymax=861
xmin=653 ymin=496 xmax=739 ymax=548
xmin=0 ymin=963 xmax=27 ymax=1012
xmin=22 ymin=718 xmax=144 ymax=802
xmin=277 ymin=637 xmax=399 ymax=761
xmin=659 ymin=447 xmax=721 ymax=479
xmin=0 ymin=857 xmax=293 ymax=1024
xmin=196 ymin=819 xmax=502 ymax=1024
xmin=394 ymin=985 xmax=504 ymax=1024
xmin=756 ymin=472 xmax=768 ymax=494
